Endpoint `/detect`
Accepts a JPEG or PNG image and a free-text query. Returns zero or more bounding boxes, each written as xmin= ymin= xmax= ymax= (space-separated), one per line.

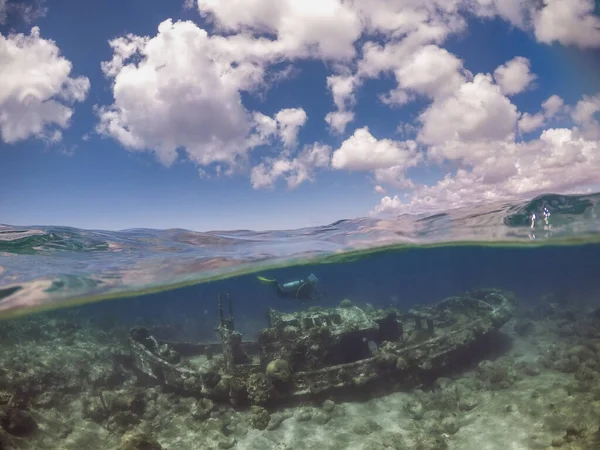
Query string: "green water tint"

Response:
xmin=2 ymin=235 xmax=600 ymax=320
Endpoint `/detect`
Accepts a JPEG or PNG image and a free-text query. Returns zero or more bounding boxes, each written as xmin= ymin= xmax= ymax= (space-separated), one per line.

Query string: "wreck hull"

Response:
xmin=128 ymin=288 xmax=517 ymax=406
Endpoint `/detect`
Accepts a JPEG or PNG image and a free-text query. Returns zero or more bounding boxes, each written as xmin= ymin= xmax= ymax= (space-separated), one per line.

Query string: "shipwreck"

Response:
xmin=128 ymin=288 xmax=517 ymax=407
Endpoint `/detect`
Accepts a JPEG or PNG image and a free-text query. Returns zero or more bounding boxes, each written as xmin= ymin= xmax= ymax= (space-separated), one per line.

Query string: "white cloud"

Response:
xmin=373 ymin=123 xmax=600 ymax=215
xmin=250 ymin=143 xmax=331 ymax=189
xmin=274 ymin=108 xmax=307 ymax=148
xmin=374 ymin=185 xmax=386 ymax=194
xmin=518 ymin=112 xmax=546 ymax=134
xmin=351 ymin=0 xmax=466 ymax=38
xmin=386 ymin=44 xmax=467 ymax=103
xmin=418 ymin=73 xmax=519 ymax=147
xmin=533 ymin=0 xmax=600 ymax=48
xmin=374 ymin=194 xmax=403 ymax=214
xmin=327 ymin=74 xmax=358 ymax=110
xmin=493 ymin=56 xmax=536 ymax=96
xmin=97 ymin=19 xmax=286 ymax=168
xmin=571 ymin=94 xmax=600 ymax=139
xmin=325 ymin=74 xmax=358 ymax=134
xmin=92 ymin=0 xmax=600 ymax=204
xmin=195 ymin=0 xmax=362 ymax=60
xmin=0 ymin=27 xmax=89 ymax=144
xmin=331 ymin=126 xmax=420 ymax=173
xmin=518 ymin=94 xmax=565 ymax=134
xmin=251 ymin=112 xmax=278 ymax=141
xmin=250 ymin=108 xmax=308 ymax=151
xmin=374 ymin=166 xmax=417 ymax=189
xmin=356 ymin=21 xmax=465 ymax=79
xmin=325 ymin=110 xmax=355 ymax=135
xmin=542 ymin=94 xmax=565 ymax=117
xmin=324 ymin=2 xmax=469 ymax=133
xmin=467 ymin=0 xmax=532 ymax=29
xmin=468 ymin=0 xmax=600 ymax=49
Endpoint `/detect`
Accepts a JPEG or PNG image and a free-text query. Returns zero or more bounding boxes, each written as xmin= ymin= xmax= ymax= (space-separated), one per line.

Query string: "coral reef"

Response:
xmin=0 ymin=287 xmax=600 ymax=449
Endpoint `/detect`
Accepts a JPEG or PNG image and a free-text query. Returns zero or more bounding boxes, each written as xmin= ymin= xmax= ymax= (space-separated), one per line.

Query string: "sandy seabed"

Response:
xmin=1 ymin=298 xmax=600 ymax=450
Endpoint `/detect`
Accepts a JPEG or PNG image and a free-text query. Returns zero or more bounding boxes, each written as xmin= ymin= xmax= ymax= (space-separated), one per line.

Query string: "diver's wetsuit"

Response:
xmin=266 ymin=273 xmax=321 ymax=301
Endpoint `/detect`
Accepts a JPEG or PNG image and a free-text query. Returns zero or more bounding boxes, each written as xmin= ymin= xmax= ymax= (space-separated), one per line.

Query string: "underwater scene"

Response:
xmin=2 ymin=193 xmax=600 ymax=450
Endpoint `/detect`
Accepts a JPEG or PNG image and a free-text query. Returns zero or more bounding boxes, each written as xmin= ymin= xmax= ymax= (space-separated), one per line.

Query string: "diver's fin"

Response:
xmin=257 ymin=276 xmax=277 ymax=284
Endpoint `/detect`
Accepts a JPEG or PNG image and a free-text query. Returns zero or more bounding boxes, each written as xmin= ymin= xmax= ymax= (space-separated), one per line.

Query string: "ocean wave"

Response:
xmin=1 ymin=193 xmax=599 ymax=317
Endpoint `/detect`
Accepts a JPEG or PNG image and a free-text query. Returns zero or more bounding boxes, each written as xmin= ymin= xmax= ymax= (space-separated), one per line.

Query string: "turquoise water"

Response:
xmin=1 ymin=192 xmax=599 ymax=318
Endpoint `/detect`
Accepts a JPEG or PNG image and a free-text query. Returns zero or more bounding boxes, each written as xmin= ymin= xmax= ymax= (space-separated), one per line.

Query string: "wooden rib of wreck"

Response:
xmin=127 ymin=288 xmax=517 ymax=407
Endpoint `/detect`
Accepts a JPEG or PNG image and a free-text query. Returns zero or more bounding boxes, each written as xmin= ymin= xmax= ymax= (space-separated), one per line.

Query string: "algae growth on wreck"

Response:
xmin=1 ymin=195 xmax=600 ymax=450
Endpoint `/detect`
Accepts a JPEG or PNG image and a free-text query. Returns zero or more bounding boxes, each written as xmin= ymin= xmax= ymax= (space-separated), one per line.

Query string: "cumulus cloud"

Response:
xmin=391 ymin=45 xmax=466 ymax=100
xmin=533 ymin=0 xmax=600 ymax=48
xmin=368 ymin=48 xmax=599 ymax=217
xmin=468 ymin=0 xmax=600 ymax=48
xmin=467 ymin=0 xmax=532 ymax=29
xmin=328 ymin=0 xmax=599 ymax=136
xmin=518 ymin=94 xmax=565 ymax=134
xmin=351 ymin=0 xmax=466 ymax=38
xmin=195 ymin=0 xmax=362 ymax=60
xmin=325 ymin=74 xmax=358 ymax=134
xmin=325 ymin=110 xmax=355 ymax=135
xmin=274 ymin=108 xmax=307 ymax=148
xmin=93 ymin=0 xmax=600 ymax=204
xmin=322 ymin=1 xmax=470 ymax=133
xmin=493 ymin=56 xmax=537 ymax=96
xmin=97 ymin=19 xmax=289 ymax=168
xmin=0 ymin=27 xmax=89 ymax=144
xmin=250 ymin=108 xmax=308 ymax=151
xmin=542 ymin=94 xmax=565 ymax=118
xmin=418 ymin=73 xmax=519 ymax=148
xmin=571 ymin=94 xmax=600 ymax=139
xmin=331 ymin=127 xmax=420 ymax=172
xmin=250 ymin=143 xmax=331 ymax=189
xmin=518 ymin=112 xmax=546 ymax=134
xmin=373 ymin=108 xmax=600 ymax=216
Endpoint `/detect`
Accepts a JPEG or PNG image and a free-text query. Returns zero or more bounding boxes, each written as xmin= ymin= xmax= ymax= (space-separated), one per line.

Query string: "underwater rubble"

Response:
xmin=1 ymin=288 xmax=600 ymax=449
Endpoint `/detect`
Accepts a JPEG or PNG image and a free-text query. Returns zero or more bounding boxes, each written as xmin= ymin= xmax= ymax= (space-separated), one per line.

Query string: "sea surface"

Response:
xmin=2 ymin=193 xmax=600 ymax=450
xmin=1 ymin=192 xmax=599 ymax=319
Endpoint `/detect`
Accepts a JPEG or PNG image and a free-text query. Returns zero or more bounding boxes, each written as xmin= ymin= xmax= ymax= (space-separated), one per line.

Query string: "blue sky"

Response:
xmin=1 ymin=0 xmax=600 ymax=231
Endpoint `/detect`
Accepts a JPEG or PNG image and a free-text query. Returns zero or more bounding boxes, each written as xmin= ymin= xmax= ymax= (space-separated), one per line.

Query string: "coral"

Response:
xmin=404 ymin=400 xmax=425 ymax=420
xmin=191 ymin=398 xmax=214 ymax=421
xmin=266 ymin=359 xmax=292 ymax=384
xmin=475 ymin=358 xmax=518 ymax=389
xmin=199 ymin=361 xmax=222 ymax=390
xmin=352 ymin=419 xmax=382 ymax=435
xmin=413 ymin=430 xmax=448 ymax=450
xmin=295 ymin=408 xmax=312 ymax=422
xmin=118 ymin=430 xmax=162 ymax=450
xmin=340 ymin=299 xmax=354 ymax=308
xmin=322 ymin=399 xmax=335 ymax=413
xmin=379 ymin=431 xmax=407 ymax=450
xmin=312 ymin=411 xmax=331 ymax=425
xmin=246 ymin=373 xmax=274 ymax=406
xmin=441 ymin=416 xmax=461 ymax=435
xmin=266 ymin=411 xmax=292 ymax=431
xmin=248 ymin=406 xmax=270 ymax=430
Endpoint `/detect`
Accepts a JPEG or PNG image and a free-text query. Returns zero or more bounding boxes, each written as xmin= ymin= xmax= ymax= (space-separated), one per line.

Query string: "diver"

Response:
xmin=257 ymin=273 xmax=322 ymax=301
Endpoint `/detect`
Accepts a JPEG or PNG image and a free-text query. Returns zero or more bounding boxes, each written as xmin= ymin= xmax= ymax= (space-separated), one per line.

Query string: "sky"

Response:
xmin=1 ymin=0 xmax=600 ymax=232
